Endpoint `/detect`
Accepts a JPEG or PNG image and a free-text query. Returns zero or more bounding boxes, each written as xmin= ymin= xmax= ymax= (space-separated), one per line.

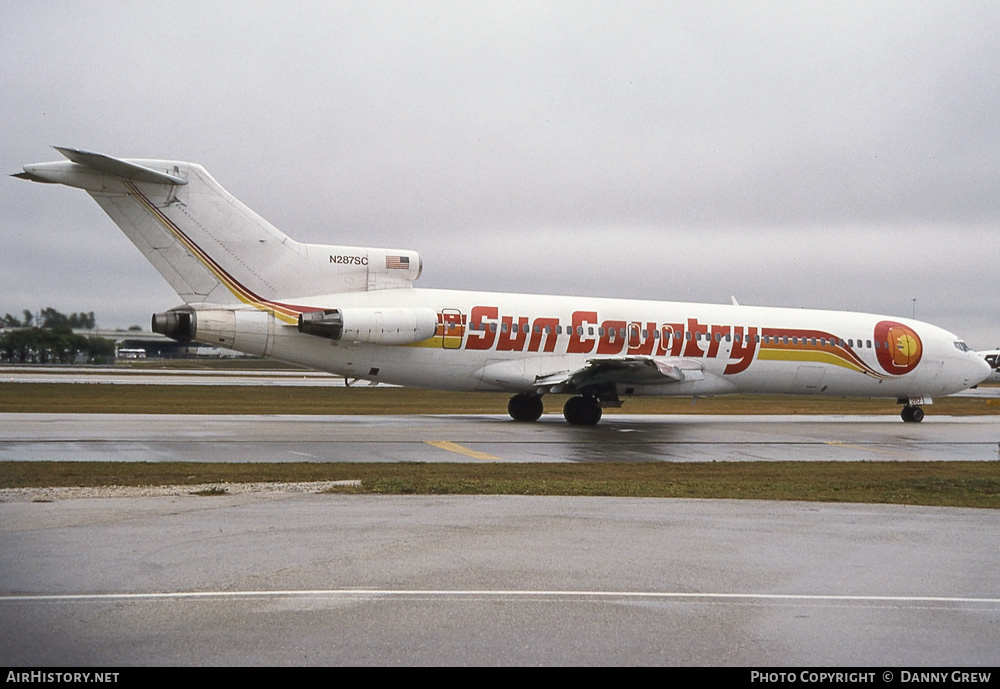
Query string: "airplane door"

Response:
xmin=441 ymin=309 xmax=464 ymax=349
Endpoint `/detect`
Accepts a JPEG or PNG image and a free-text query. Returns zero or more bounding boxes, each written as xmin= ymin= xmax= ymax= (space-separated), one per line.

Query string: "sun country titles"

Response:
xmin=460 ymin=307 xmax=924 ymax=379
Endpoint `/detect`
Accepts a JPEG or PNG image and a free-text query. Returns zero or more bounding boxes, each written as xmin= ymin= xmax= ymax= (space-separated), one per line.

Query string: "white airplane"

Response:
xmin=978 ymin=349 xmax=1000 ymax=384
xmin=16 ymin=147 xmax=991 ymax=424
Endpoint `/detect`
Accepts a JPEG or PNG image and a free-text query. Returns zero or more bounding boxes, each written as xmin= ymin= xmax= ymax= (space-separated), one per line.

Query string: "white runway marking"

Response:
xmin=4 ymin=589 xmax=998 ymax=605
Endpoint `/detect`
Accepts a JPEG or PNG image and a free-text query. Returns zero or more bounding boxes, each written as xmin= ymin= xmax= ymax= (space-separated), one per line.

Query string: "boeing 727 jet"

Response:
xmin=15 ymin=147 xmax=991 ymax=424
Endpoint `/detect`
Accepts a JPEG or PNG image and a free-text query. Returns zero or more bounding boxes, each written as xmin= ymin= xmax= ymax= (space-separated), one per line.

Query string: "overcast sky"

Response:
xmin=2 ymin=1 xmax=998 ymax=347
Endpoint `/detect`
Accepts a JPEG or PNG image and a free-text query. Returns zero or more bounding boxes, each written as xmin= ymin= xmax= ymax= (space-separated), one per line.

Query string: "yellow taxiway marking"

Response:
xmin=425 ymin=441 xmax=500 ymax=461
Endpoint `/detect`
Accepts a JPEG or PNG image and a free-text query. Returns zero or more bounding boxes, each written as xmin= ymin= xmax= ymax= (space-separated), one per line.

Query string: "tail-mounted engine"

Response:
xmin=298 ymin=307 xmax=437 ymax=345
xmin=152 ymin=306 xmax=273 ymax=356
xmin=151 ymin=308 xmax=195 ymax=342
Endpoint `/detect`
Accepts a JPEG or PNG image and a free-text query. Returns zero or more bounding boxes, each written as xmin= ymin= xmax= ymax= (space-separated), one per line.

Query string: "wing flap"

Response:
xmin=534 ymin=356 xmax=703 ymax=393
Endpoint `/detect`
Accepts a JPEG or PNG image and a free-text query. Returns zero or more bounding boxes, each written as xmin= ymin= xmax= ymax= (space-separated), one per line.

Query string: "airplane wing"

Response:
xmin=533 ymin=356 xmax=705 ymax=394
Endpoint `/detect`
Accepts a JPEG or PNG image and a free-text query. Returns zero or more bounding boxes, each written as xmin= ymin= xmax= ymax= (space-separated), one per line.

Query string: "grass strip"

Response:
xmin=2 ymin=461 xmax=998 ymax=509
xmin=1 ymin=383 xmax=997 ymax=416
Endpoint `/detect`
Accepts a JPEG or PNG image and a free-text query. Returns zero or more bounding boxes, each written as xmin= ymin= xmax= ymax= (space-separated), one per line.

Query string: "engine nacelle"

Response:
xmin=298 ymin=307 xmax=437 ymax=345
xmin=153 ymin=306 xmax=273 ymax=356
xmin=151 ymin=308 xmax=195 ymax=341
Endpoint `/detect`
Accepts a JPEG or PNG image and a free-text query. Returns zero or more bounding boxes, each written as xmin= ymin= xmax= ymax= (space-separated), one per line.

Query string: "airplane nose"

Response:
xmin=970 ymin=355 xmax=992 ymax=387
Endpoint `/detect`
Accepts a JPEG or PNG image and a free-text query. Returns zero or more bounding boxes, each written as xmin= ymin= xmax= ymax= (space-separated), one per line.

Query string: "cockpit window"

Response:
xmin=953 ymin=341 xmax=970 ymax=352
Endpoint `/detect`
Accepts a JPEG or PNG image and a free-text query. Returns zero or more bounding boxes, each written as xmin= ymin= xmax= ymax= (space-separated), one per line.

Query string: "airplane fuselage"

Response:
xmin=189 ymin=287 xmax=987 ymax=402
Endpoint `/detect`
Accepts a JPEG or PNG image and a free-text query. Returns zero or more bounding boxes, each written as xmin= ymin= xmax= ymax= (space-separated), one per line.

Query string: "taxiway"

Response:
xmin=2 ymin=412 xmax=998 ymax=463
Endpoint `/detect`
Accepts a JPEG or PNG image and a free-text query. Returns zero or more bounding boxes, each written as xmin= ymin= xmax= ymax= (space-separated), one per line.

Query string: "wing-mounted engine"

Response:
xmin=298 ymin=307 xmax=437 ymax=345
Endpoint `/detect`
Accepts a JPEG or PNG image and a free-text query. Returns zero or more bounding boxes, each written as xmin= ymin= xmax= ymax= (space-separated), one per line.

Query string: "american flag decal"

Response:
xmin=386 ymin=255 xmax=410 ymax=270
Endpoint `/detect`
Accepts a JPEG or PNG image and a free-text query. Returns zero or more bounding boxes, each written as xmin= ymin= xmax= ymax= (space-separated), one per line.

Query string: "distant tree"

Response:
xmin=0 ymin=307 xmax=113 ymax=363
xmin=128 ymin=324 xmax=142 ymax=331
xmin=35 ymin=308 xmax=99 ymax=332
xmin=40 ymin=307 xmax=71 ymax=332
xmin=68 ymin=311 xmax=96 ymax=329
xmin=86 ymin=336 xmax=116 ymax=363
xmin=0 ymin=328 xmax=34 ymax=362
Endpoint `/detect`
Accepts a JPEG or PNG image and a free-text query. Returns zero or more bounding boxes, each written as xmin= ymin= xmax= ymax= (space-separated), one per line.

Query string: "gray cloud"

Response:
xmin=3 ymin=1 xmax=998 ymax=347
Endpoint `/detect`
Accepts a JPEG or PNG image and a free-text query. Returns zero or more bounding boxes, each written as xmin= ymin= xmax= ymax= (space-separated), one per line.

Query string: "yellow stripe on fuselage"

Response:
xmin=757 ymin=347 xmax=879 ymax=376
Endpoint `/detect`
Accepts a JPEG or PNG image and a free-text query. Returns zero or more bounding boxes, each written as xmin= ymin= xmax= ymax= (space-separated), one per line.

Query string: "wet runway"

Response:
xmin=2 ymin=412 xmax=998 ymax=463
xmin=2 ymin=494 xmax=998 ymax=665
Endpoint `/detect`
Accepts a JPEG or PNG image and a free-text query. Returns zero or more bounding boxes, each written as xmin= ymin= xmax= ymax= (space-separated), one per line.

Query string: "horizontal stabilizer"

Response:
xmin=11 ymin=170 xmax=56 ymax=183
xmin=52 ymin=146 xmax=187 ymax=185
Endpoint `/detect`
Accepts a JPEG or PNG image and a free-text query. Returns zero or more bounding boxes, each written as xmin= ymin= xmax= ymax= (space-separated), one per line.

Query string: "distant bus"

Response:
xmin=117 ymin=348 xmax=147 ymax=359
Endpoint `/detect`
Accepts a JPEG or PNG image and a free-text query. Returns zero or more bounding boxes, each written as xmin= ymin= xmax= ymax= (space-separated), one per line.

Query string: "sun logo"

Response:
xmin=874 ymin=320 xmax=922 ymax=375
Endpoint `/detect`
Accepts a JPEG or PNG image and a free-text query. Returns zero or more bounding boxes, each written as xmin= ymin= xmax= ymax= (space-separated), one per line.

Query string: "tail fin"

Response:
xmin=16 ymin=147 xmax=422 ymax=319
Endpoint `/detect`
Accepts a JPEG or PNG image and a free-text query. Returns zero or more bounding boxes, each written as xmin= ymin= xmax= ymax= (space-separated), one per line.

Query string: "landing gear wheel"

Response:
xmin=563 ymin=395 xmax=603 ymax=426
xmin=508 ymin=393 xmax=544 ymax=422
xmin=901 ymin=405 xmax=925 ymax=423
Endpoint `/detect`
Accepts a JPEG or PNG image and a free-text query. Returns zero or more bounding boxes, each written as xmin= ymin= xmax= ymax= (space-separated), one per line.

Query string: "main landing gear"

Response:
xmin=562 ymin=395 xmax=603 ymax=426
xmin=507 ymin=393 xmax=544 ymax=422
xmin=900 ymin=405 xmax=925 ymax=423
xmin=506 ymin=392 xmax=604 ymax=425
